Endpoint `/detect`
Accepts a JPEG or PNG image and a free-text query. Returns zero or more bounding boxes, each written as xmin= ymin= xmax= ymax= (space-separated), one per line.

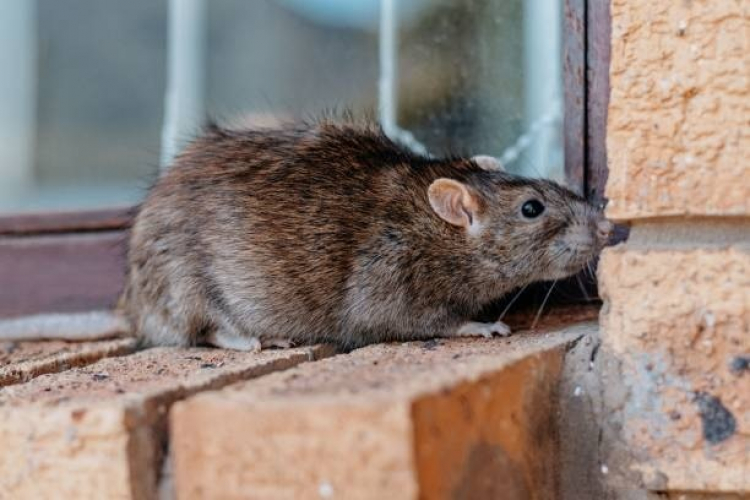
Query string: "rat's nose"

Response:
xmin=596 ymin=219 xmax=614 ymax=241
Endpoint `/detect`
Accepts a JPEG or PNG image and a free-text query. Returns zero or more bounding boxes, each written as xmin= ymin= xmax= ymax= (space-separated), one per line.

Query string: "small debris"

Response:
xmin=694 ymin=392 xmax=736 ymax=444
xmin=573 ymin=386 xmax=583 ymax=397
xmin=677 ymin=20 xmax=688 ymax=36
xmin=422 ymin=339 xmax=440 ymax=351
xmin=588 ymin=341 xmax=600 ymax=366
xmin=729 ymin=355 xmax=749 ymax=375
xmin=318 ymin=481 xmax=334 ymax=498
xmin=91 ymin=373 xmax=109 ymax=381
xmin=65 ymin=426 xmax=78 ymax=443
xmin=2 ymin=342 xmax=19 ymax=355
xmin=600 ymin=464 xmax=609 ymax=475
xmin=703 ymin=311 xmax=715 ymax=329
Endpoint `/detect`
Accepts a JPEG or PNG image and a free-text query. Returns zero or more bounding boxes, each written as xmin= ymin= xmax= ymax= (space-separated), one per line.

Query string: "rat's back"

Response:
xmin=120 ymin=120 xmax=431 ymax=349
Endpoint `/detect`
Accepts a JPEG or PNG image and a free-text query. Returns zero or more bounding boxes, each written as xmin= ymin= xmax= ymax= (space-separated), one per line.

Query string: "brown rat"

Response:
xmin=114 ymin=119 xmax=611 ymax=351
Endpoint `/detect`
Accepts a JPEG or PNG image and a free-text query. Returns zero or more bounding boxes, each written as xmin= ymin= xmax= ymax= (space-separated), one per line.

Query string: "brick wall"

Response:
xmin=598 ymin=0 xmax=749 ymax=496
xmin=1 ymin=319 xmax=592 ymax=500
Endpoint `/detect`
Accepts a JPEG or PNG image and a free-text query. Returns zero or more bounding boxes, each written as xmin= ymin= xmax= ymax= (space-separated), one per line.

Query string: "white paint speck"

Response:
xmin=573 ymin=386 xmax=583 ymax=397
xmin=65 ymin=427 xmax=78 ymax=443
xmin=704 ymin=311 xmax=715 ymax=329
xmin=319 ymin=482 xmax=334 ymax=498
xmin=600 ymin=464 xmax=609 ymax=475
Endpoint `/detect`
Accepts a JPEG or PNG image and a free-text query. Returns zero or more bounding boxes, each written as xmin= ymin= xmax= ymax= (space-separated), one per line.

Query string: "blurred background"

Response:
xmin=0 ymin=0 xmax=563 ymax=214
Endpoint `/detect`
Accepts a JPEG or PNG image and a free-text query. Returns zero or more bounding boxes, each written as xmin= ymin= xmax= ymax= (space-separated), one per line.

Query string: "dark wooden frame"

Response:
xmin=585 ymin=0 xmax=612 ymax=206
xmin=563 ymin=0 xmax=587 ymax=195
xmin=0 ymin=1 xmax=611 ymax=318
xmin=564 ymin=0 xmax=611 ymax=204
xmin=0 ymin=207 xmax=132 ymax=236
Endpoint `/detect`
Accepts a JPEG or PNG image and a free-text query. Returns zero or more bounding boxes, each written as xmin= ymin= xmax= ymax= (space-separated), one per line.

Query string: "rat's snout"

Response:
xmin=596 ymin=219 xmax=614 ymax=243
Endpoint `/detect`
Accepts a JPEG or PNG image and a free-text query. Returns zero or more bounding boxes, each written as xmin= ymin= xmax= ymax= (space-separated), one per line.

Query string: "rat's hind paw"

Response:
xmin=206 ymin=330 xmax=262 ymax=352
xmin=261 ymin=338 xmax=295 ymax=349
xmin=455 ymin=321 xmax=512 ymax=339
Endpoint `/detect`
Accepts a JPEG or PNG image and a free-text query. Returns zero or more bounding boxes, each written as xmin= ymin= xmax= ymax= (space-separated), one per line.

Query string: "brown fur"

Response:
xmin=119 ymin=119 xmax=606 ymax=349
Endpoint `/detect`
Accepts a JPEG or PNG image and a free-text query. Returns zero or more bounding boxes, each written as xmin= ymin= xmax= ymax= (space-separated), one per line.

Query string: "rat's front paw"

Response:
xmin=455 ymin=321 xmax=512 ymax=339
xmin=207 ymin=330 xmax=262 ymax=352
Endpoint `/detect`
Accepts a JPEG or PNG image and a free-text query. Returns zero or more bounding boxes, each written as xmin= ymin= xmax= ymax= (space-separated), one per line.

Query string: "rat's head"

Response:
xmin=427 ymin=169 xmax=612 ymax=285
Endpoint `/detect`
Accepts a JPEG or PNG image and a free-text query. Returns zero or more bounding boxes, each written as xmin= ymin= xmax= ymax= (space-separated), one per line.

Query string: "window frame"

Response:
xmin=0 ymin=0 xmax=612 ymax=318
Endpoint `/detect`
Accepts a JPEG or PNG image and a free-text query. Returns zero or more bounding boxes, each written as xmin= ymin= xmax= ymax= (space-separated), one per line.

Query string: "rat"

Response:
xmin=119 ymin=119 xmax=611 ymax=351
xmin=0 ymin=119 xmax=611 ymax=350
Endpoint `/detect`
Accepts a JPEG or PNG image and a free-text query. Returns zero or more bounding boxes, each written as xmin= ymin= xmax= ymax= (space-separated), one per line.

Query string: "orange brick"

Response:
xmin=606 ymin=0 xmax=749 ymax=219
xmin=599 ymin=246 xmax=750 ymax=492
xmin=0 ymin=338 xmax=136 ymax=386
xmin=171 ymin=326 xmax=587 ymax=500
xmin=0 ymin=345 xmax=331 ymax=500
xmin=665 ymin=494 xmax=750 ymax=500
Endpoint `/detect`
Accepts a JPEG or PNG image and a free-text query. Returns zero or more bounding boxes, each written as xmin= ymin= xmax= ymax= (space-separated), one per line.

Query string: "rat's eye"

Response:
xmin=521 ymin=199 xmax=545 ymax=219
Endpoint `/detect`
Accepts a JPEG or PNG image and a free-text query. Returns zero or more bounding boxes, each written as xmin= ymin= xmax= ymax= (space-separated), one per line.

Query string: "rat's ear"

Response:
xmin=428 ymin=178 xmax=480 ymax=229
xmin=472 ymin=155 xmax=504 ymax=172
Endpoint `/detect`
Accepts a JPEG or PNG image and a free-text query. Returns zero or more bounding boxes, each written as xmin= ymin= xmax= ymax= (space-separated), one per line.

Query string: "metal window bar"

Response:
xmin=521 ymin=0 xmax=563 ymax=178
xmin=160 ymin=0 xmax=207 ymax=168
xmin=378 ymin=0 xmax=429 ymax=156
xmin=0 ymin=0 xmax=37 ymax=202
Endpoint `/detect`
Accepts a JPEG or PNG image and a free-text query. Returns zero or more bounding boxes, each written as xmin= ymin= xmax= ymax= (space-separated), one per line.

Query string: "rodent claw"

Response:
xmin=455 ymin=321 xmax=512 ymax=339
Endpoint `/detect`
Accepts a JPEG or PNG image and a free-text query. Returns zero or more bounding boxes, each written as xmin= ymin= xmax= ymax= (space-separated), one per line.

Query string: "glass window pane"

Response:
xmin=0 ymin=0 xmax=166 ymax=214
xmin=396 ymin=0 xmax=564 ymax=180
xmin=0 ymin=0 xmax=565 ymax=216
xmin=206 ymin=0 xmax=379 ymax=123
xmin=208 ymin=0 xmax=564 ymax=180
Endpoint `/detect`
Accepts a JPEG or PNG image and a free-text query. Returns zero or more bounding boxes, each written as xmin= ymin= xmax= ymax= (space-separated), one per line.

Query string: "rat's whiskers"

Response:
xmin=532 ymin=280 xmax=557 ymax=330
xmin=575 ymin=273 xmax=592 ymax=302
xmin=498 ymin=284 xmax=529 ymax=321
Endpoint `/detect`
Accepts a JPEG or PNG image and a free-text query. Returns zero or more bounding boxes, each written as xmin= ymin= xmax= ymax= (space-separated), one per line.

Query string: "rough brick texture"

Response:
xmin=606 ymin=0 xmax=749 ymax=219
xmin=598 ymin=246 xmax=750 ymax=492
xmin=0 ymin=338 xmax=136 ymax=386
xmin=0 ymin=345 xmax=330 ymax=500
xmin=171 ymin=327 xmax=588 ymax=500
